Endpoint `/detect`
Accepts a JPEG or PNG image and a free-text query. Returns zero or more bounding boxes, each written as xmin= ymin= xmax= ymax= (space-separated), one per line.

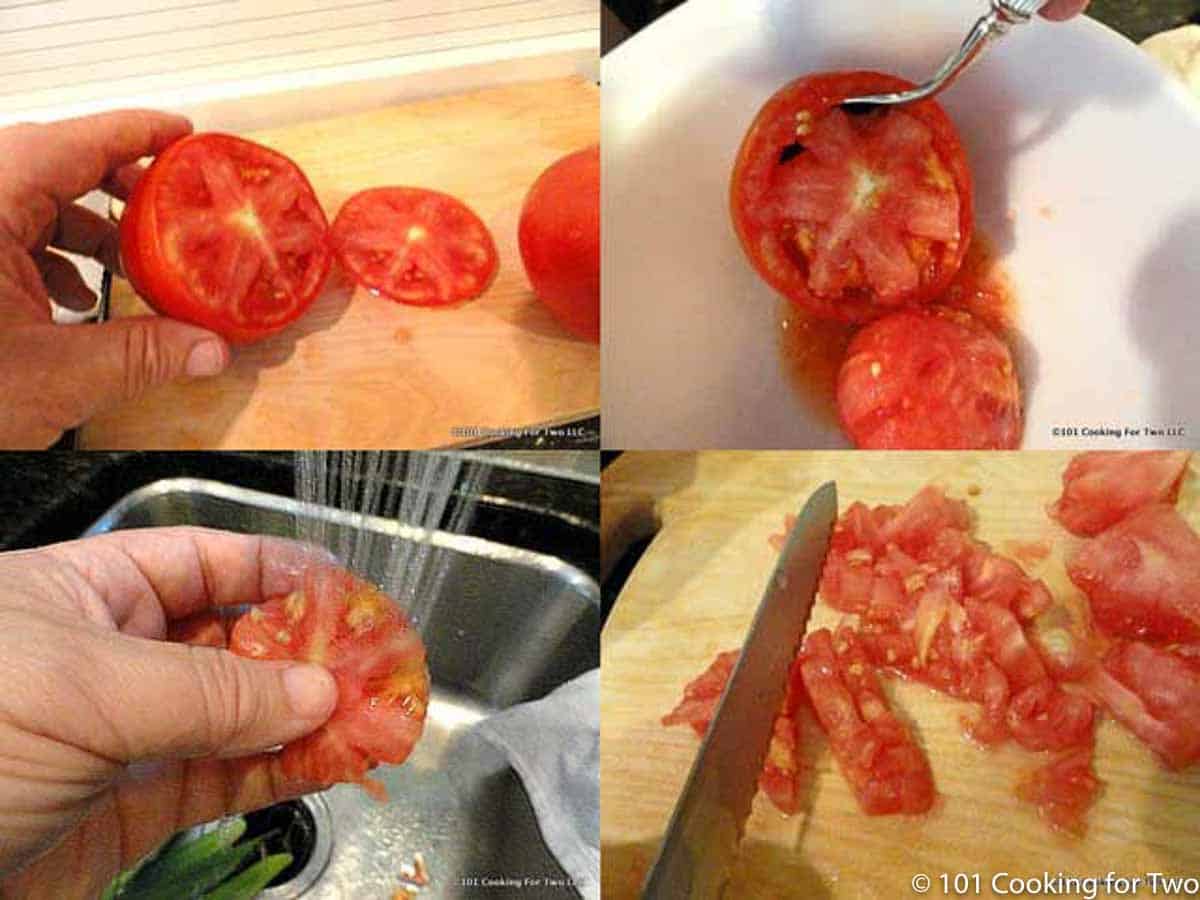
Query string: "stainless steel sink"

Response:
xmin=85 ymin=478 xmax=600 ymax=899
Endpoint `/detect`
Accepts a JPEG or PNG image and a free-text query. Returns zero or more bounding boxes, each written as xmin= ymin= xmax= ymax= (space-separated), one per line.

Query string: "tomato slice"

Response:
xmin=731 ymin=71 xmax=973 ymax=322
xmin=228 ymin=564 xmax=429 ymax=799
xmin=662 ymin=649 xmax=807 ymax=815
xmin=1083 ymin=641 xmax=1200 ymax=770
xmin=330 ymin=187 xmax=498 ymax=306
xmin=836 ymin=307 xmax=1022 ymax=449
xmin=1050 ymin=451 xmax=1192 ymax=537
xmin=119 ymin=133 xmax=332 ymax=344
xmin=1067 ymin=503 xmax=1200 ymax=643
xmin=799 ymin=626 xmax=936 ymax=816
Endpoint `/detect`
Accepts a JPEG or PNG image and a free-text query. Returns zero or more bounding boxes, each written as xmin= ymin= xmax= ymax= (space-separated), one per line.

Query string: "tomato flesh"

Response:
xmin=330 ymin=187 xmax=498 ymax=306
xmin=662 ymin=649 xmax=806 ymax=815
xmin=1083 ymin=641 xmax=1200 ymax=770
xmin=731 ymin=71 xmax=973 ymax=322
xmin=228 ymin=564 xmax=429 ymax=798
xmin=1015 ymin=744 xmax=1101 ymax=836
xmin=836 ymin=307 xmax=1022 ymax=449
xmin=1051 ymin=451 xmax=1191 ymax=537
xmin=1067 ymin=503 xmax=1200 ymax=643
xmin=119 ymin=133 xmax=332 ymax=344
xmin=799 ymin=626 xmax=936 ymax=816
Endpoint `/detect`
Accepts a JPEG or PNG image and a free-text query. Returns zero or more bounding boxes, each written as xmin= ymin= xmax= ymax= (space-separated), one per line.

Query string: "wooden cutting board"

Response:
xmin=81 ymin=77 xmax=599 ymax=449
xmin=601 ymin=452 xmax=1200 ymax=900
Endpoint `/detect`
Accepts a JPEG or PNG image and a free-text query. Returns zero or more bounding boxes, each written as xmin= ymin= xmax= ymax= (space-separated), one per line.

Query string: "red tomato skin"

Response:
xmin=518 ymin=146 xmax=600 ymax=342
xmin=730 ymin=71 xmax=974 ymax=322
xmin=119 ymin=133 xmax=332 ymax=344
xmin=836 ymin=307 xmax=1022 ymax=449
xmin=1050 ymin=451 xmax=1191 ymax=537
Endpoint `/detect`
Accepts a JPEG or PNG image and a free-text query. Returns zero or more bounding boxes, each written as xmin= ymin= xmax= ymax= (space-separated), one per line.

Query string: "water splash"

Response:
xmin=293 ymin=451 xmax=491 ymax=624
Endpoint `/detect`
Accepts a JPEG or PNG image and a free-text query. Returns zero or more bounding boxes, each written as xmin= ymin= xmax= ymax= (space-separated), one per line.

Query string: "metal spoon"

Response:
xmin=841 ymin=0 xmax=1051 ymax=113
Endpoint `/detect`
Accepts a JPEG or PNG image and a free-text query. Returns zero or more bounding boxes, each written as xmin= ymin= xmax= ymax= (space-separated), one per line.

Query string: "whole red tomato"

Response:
xmin=518 ymin=145 xmax=600 ymax=342
xmin=119 ymin=133 xmax=332 ymax=344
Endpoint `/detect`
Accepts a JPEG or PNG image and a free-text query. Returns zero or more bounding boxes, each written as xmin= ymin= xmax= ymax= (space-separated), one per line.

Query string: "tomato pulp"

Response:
xmin=330 ymin=187 xmax=498 ymax=306
xmin=732 ymin=71 xmax=973 ymax=323
xmin=228 ymin=564 xmax=430 ymax=799
xmin=519 ymin=145 xmax=601 ymax=342
xmin=119 ymin=133 xmax=332 ymax=344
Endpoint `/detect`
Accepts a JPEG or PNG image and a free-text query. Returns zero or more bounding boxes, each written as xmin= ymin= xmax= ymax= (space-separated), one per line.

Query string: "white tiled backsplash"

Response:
xmin=0 ymin=0 xmax=598 ymax=126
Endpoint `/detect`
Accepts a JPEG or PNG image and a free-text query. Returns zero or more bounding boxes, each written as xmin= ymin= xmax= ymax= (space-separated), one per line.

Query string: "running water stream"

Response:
xmin=293 ymin=451 xmax=491 ymax=625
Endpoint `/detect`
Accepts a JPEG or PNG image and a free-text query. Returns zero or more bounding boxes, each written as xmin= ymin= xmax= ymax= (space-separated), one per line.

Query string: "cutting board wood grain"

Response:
xmin=81 ymin=77 xmax=599 ymax=449
xmin=601 ymin=451 xmax=1200 ymax=900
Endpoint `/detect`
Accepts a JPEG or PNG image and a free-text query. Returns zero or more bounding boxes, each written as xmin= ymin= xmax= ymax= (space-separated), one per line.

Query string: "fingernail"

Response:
xmin=185 ymin=340 xmax=227 ymax=377
xmin=282 ymin=665 xmax=337 ymax=719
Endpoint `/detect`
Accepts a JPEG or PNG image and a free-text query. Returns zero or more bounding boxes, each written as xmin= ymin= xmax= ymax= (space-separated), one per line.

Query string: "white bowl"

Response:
xmin=601 ymin=0 xmax=1200 ymax=449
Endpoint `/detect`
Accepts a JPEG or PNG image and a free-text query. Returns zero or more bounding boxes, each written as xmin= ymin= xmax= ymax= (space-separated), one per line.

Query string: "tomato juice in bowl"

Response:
xmin=601 ymin=0 xmax=1200 ymax=450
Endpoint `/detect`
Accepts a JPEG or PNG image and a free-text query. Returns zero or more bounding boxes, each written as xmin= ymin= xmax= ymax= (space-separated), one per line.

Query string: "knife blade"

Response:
xmin=642 ymin=481 xmax=837 ymax=900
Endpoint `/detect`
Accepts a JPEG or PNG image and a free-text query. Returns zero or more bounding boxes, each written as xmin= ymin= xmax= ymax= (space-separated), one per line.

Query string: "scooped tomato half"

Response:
xmin=836 ymin=307 xmax=1022 ymax=449
xmin=731 ymin=71 xmax=974 ymax=322
xmin=330 ymin=187 xmax=498 ymax=306
xmin=229 ymin=564 xmax=430 ymax=800
xmin=119 ymin=133 xmax=333 ymax=344
xmin=518 ymin=146 xmax=601 ymax=341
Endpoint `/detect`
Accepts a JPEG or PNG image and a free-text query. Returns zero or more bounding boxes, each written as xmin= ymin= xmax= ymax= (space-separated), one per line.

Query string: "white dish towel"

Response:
xmin=476 ymin=669 xmax=600 ymax=900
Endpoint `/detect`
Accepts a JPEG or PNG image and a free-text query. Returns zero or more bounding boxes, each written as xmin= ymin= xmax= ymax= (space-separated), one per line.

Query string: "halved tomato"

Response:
xmin=731 ymin=71 xmax=973 ymax=322
xmin=119 ymin=133 xmax=332 ymax=344
xmin=228 ymin=564 xmax=429 ymax=799
xmin=1050 ymin=451 xmax=1192 ymax=537
xmin=836 ymin=307 xmax=1022 ymax=449
xmin=1067 ymin=503 xmax=1200 ymax=643
xmin=330 ymin=187 xmax=498 ymax=306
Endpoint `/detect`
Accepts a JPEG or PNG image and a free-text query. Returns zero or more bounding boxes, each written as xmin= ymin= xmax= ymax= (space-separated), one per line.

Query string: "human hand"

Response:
xmin=1040 ymin=0 xmax=1090 ymax=21
xmin=0 ymin=528 xmax=339 ymax=900
xmin=0 ymin=110 xmax=231 ymax=449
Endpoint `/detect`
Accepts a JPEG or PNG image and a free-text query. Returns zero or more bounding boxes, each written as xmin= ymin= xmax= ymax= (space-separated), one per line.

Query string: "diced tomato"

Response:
xmin=730 ymin=71 xmax=973 ymax=322
xmin=1051 ymin=451 xmax=1191 ymax=537
xmin=836 ymin=307 xmax=1022 ymax=450
xmin=1083 ymin=641 xmax=1200 ymax=770
xmin=660 ymin=649 xmax=739 ymax=738
xmin=229 ymin=564 xmax=429 ymax=799
xmin=1015 ymin=744 xmax=1101 ymax=836
xmin=1067 ymin=503 xmax=1200 ymax=643
xmin=662 ymin=649 xmax=807 ymax=816
xmin=799 ymin=627 xmax=936 ymax=815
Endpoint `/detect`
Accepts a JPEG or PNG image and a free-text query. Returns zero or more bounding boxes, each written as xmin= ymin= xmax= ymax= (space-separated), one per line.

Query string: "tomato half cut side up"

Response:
xmin=119 ymin=133 xmax=332 ymax=344
xmin=330 ymin=187 xmax=499 ymax=306
xmin=229 ymin=564 xmax=430 ymax=800
xmin=731 ymin=71 xmax=974 ymax=322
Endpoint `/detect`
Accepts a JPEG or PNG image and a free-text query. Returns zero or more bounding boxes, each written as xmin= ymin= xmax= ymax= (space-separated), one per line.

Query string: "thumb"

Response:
xmin=96 ymin=638 xmax=337 ymax=762
xmin=45 ymin=316 xmax=229 ymax=427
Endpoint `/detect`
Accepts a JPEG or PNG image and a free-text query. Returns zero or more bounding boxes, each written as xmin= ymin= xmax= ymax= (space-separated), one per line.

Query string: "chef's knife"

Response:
xmin=642 ymin=481 xmax=837 ymax=899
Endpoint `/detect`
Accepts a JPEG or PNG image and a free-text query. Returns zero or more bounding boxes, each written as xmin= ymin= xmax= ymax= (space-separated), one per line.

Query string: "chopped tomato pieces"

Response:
xmin=799 ymin=627 xmax=936 ymax=815
xmin=1083 ymin=641 xmax=1200 ymax=770
xmin=662 ymin=650 xmax=808 ymax=816
xmin=1015 ymin=744 xmax=1102 ymax=836
xmin=1051 ymin=451 xmax=1191 ymax=537
xmin=1067 ymin=503 xmax=1200 ymax=643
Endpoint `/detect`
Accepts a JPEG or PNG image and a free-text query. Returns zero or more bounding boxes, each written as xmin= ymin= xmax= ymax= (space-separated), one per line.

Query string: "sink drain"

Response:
xmin=255 ymin=794 xmax=333 ymax=898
